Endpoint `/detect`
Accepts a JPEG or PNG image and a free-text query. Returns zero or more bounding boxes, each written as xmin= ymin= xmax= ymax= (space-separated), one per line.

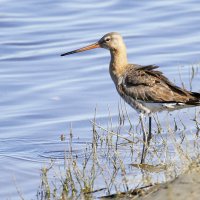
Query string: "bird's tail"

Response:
xmin=188 ymin=92 xmax=200 ymax=105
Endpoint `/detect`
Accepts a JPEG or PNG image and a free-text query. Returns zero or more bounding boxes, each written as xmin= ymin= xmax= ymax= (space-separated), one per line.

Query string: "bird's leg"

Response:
xmin=147 ymin=116 xmax=152 ymax=146
xmin=140 ymin=113 xmax=152 ymax=164
xmin=140 ymin=113 xmax=148 ymax=164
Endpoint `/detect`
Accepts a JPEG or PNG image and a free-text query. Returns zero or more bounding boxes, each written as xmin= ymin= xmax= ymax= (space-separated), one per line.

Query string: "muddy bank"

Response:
xmin=138 ymin=162 xmax=200 ymax=200
xmin=101 ymin=162 xmax=200 ymax=200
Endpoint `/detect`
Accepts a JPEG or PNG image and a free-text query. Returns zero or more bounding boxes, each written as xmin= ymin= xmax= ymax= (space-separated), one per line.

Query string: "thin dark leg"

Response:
xmin=140 ymin=114 xmax=147 ymax=164
xmin=147 ymin=116 xmax=152 ymax=146
xmin=140 ymin=116 xmax=152 ymax=164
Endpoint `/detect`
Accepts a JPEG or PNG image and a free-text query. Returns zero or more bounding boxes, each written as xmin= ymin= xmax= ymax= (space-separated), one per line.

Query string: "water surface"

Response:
xmin=0 ymin=0 xmax=200 ymax=199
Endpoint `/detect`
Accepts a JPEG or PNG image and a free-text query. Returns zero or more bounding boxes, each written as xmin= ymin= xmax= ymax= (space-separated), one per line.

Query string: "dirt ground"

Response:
xmin=101 ymin=162 xmax=200 ymax=200
xmin=138 ymin=162 xmax=200 ymax=200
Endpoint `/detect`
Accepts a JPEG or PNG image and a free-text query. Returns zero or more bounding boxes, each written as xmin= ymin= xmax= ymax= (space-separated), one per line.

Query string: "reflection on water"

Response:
xmin=0 ymin=0 xmax=200 ymax=199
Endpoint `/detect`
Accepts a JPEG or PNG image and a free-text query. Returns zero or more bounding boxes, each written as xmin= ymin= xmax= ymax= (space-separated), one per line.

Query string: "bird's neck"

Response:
xmin=109 ymin=46 xmax=128 ymax=85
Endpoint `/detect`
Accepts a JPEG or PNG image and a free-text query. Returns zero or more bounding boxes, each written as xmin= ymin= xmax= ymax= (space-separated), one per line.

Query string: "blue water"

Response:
xmin=0 ymin=0 xmax=200 ymax=199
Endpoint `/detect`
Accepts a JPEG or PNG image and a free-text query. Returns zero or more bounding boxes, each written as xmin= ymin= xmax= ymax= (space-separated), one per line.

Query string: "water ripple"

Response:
xmin=1 ymin=0 xmax=200 ymax=198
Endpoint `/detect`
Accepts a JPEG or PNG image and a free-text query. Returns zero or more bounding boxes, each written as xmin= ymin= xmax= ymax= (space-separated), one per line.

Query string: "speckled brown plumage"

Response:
xmin=115 ymin=64 xmax=200 ymax=113
xmin=122 ymin=64 xmax=199 ymax=103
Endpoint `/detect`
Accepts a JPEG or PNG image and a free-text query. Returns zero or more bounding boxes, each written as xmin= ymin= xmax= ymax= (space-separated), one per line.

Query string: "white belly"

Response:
xmin=122 ymin=93 xmax=193 ymax=114
xmin=139 ymin=101 xmax=194 ymax=113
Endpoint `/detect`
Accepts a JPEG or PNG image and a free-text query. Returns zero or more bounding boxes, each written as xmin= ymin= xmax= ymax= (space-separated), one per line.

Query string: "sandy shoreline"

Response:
xmin=137 ymin=162 xmax=200 ymax=200
xmin=101 ymin=162 xmax=200 ymax=200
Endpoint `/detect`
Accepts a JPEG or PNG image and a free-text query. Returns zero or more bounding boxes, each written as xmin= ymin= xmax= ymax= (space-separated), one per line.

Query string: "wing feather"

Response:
xmin=120 ymin=65 xmax=195 ymax=103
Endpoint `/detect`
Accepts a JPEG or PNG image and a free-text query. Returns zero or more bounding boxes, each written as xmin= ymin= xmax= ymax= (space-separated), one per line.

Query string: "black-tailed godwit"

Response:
xmin=61 ymin=32 xmax=200 ymax=163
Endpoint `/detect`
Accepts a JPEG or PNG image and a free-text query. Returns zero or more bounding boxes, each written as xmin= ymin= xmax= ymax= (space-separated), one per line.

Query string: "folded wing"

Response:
xmin=119 ymin=65 xmax=199 ymax=104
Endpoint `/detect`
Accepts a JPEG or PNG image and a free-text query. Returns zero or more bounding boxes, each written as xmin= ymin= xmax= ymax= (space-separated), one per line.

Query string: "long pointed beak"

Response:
xmin=61 ymin=42 xmax=100 ymax=56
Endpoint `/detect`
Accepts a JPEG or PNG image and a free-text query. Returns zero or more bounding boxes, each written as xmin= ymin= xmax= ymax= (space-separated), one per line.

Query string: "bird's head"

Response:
xmin=61 ymin=32 xmax=125 ymax=56
xmin=98 ymin=32 xmax=124 ymax=51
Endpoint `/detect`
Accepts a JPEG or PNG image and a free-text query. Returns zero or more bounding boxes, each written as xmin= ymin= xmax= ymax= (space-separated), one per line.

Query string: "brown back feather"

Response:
xmin=121 ymin=64 xmax=199 ymax=103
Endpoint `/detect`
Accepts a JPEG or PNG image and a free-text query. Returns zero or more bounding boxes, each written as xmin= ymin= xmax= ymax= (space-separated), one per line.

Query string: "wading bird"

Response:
xmin=61 ymin=32 xmax=200 ymax=163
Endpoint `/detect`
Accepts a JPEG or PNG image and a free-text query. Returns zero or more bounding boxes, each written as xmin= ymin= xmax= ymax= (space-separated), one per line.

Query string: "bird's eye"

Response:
xmin=105 ymin=38 xmax=110 ymax=42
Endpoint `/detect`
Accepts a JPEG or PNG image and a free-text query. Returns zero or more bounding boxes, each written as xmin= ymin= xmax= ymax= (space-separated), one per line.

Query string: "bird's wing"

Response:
xmin=119 ymin=65 xmax=193 ymax=103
